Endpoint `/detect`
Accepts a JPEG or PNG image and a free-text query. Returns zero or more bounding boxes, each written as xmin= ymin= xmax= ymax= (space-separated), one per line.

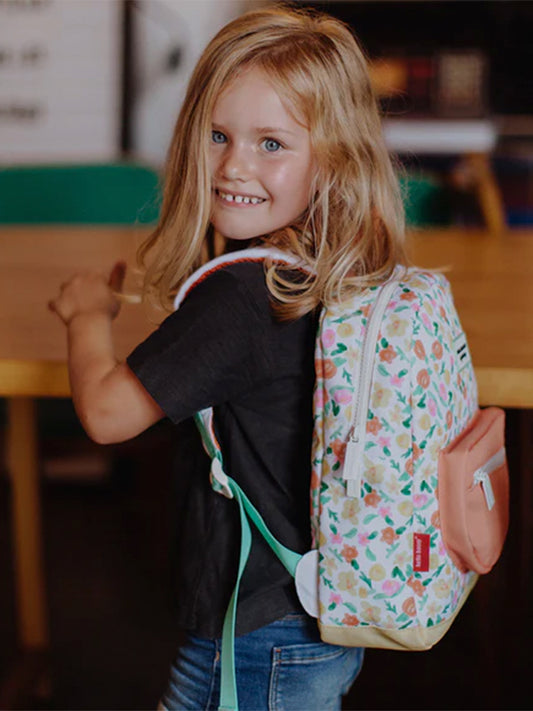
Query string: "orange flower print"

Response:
xmin=446 ymin=410 xmax=453 ymax=430
xmin=379 ymin=345 xmax=397 ymax=363
xmin=402 ymin=597 xmax=417 ymax=617
xmin=342 ymin=613 xmax=360 ymax=626
xmin=310 ymin=471 xmax=320 ymax=492
xmin=407 ymin=576 xmax=425 ymax=597
xmin=341 ymin=545 xmax=359 ymax=563
xmin=414 ymin=340 xmax=426 ymax=360
xmin=431 ymin=510 xmax=440 ymax=529
xmin=323 ymin=358 xmax=337 ymax=379
xmin=432 ymin=340 xmax=444 ymax=359
xmin=315 ymin=359 xmax=324 ymax=378
xmin=331 ymin=439 xmax=347 ymax=462
xmin=417 ymin=369 xmax=430 ymax=389
xmin=405 ymin=458 xmax=414 ymax=477
xmin=364 ymin=489 xmax=382 ymax=507
xmin=360 ymin=304 xmax=372 ymax=318
xmin=412 ymin=442 xmax=422 ymax=461
xmin=366 ymin=416 xmax=382 ymax=436
xmin=381 ymin=527 xmax=399 ymax=545
xmin=400 ymin=290 xmax=416 ymax=302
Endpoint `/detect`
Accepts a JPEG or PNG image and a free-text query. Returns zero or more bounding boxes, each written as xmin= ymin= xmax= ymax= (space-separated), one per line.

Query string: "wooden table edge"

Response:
xmin=0 ymin=360 xmax=70 ymax=398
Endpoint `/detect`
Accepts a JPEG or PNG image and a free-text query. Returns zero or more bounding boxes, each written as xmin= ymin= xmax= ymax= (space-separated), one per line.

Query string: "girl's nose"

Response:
xmin=220 ymin=145 xmax=253 ymax=182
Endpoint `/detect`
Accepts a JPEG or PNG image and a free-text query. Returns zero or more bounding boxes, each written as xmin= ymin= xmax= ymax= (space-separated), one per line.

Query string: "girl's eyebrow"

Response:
xmin=211 ymin=122 xmax=296 ymax=136
xmin=254 ymin=126 xmax=296 ymax=135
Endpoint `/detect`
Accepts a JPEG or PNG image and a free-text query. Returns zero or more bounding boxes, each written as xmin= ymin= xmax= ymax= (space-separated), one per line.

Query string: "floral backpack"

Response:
xmin=174 ymin=247 xmax=509 ymax=711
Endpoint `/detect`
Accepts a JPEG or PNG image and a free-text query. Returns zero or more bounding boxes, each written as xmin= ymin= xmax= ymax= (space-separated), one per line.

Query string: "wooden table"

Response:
xmin=0 ymin=226 xmax=156 ymax=703
xmin=407 ymin=227 xmax=533 ymax=409
xmin=1 ymin=225 xmax=532 ymax=697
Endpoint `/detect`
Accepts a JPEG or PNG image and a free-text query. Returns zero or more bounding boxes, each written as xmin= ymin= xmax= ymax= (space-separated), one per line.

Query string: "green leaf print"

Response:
xmin=331 ymin=343 xmax=348 ymax=355
xmin=363 ymin=514 xmax=378 ymax=525
xmin=385 ymin=516 xmax=394 ymax=526
xmin=328 ymin=603 xmax=337 ymax=611
xmin=377 ymin=364 xmax=389 ymax=378
xmin=351 ymin=560 xmax=360 ymax=570
xmin=395 ymin=526 xmax=406 ymax=535
xmin=398 ymin=369 xmax=408 ymax=378
xmin=385 ymin=601 xmax=398 ymax=614
xmin=396 ymin=613 xmax=410 ymax=624
xmin=360 ymin=572 xmax=373 ymax=589
xmin=330 ymin=524 xmax=338 ymax=535
xmin=380 ymin=337 xmax=389 ymax=348
xmin=342 ymin=369 xmax=353 ymax=385
xmin=332 ymin=401 xmax=340 ymax=417
xmin=392 ymin=567 xmax=406 ymax=580
xmin=385 ymin=542 xmax=400 ymax=558
xmin=427 ymin=618 xmax=434 ymax=627
xmin=365 ymin=548 xmax=377 ymax=562
xmin=332 ymin=461 xmax=340 ymax=471
xmin=399 ymin=620 xmax=414 ymax=630
xmin=401 ymin=484 xmax=412 ymax=496
xmin=344 ymin=528 xmax=358 ymax=538
xmin=345 ymin=602 xmax=358 ymax=613
xmin=324 ymin=578 xmax=333 ymax=589
xmin=363 ymin=482 xmax=372 ymax=493
xmin=383 ymin=446 xmax=391 ymax=456
xmin=401 ymin=417 xmax=412 ymax=429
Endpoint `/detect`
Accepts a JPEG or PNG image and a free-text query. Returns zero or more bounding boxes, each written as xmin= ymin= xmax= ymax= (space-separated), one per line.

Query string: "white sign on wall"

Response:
xmin=0 ymin=0 xmax=122 ymax=163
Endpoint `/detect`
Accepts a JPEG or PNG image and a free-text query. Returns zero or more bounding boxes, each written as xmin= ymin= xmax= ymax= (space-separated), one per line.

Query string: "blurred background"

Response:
xmin=0 ymin=1 xmax=532 ymax=709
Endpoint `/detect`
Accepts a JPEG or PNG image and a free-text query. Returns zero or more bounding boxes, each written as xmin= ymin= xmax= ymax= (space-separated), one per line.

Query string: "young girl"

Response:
xmin=49 ymin=4 xmax=407 ymax=709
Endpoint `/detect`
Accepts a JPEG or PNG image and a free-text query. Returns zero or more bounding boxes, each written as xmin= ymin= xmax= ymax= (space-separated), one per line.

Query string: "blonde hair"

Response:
xmin=139 ymin=2 xmax=407 ymax=317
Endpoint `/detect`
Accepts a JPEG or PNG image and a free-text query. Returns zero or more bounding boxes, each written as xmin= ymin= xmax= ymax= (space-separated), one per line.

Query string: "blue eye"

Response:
xmin=211 ymin=130 xmax=227 ymax=144
xmin=263 ymin=138 xmax=281 ymax=152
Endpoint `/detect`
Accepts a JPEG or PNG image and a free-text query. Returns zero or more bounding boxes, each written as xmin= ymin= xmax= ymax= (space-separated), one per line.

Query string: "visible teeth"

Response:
xmin=218 ymin=190 xmax=264 ymax=204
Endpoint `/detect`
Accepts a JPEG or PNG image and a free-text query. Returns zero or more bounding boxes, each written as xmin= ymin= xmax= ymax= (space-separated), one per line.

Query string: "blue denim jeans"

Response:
xmin=160 ymin=613 xmax=364 ymax=711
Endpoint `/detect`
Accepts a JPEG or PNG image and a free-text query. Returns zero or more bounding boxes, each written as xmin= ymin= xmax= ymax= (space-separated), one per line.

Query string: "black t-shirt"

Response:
xmin=127 ymin=261 xmax=318 ymax=638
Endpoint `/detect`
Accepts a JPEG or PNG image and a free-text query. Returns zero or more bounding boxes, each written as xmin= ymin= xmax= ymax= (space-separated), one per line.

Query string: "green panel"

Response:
xmin=0 ymin=163 xmax=161 ymax=225
xmin=399 ymin=173 xmax=452 ymax=227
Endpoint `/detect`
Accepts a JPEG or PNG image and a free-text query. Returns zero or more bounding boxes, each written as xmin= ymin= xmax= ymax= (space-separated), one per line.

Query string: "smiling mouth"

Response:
xmin=216 ymin=189 xmax=266 ymax=205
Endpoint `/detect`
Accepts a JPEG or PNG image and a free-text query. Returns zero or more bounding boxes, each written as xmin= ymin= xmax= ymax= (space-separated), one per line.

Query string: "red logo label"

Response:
xmin=413 ymin=533 xmax=430 ymax=572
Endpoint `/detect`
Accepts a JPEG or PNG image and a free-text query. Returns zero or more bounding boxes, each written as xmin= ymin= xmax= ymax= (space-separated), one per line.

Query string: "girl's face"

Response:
xmin=209 ymin=66 xmax=315 ymax=241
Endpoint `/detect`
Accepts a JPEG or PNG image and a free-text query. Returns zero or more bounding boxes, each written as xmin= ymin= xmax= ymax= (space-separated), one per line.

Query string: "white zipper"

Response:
xmin=472 ymin=446 xmax=506 ymax=511
xmin=343 ymin=279 xmax=399 ymax=497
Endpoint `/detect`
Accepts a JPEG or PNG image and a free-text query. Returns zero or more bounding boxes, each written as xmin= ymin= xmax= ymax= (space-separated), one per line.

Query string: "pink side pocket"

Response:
xmin=438 ymin=407 xmax=509 ymax=574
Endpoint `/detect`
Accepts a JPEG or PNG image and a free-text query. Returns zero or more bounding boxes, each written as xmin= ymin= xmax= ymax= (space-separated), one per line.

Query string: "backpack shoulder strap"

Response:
xmin=173 ymin=246 xmax=302 ymax=309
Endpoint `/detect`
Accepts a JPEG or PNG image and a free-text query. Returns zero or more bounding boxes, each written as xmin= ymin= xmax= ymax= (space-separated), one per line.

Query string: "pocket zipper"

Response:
xmin=472 ymin=446 xmax=506 ymax=511
xmin=343 ymin=278 xmax=399 ymax=497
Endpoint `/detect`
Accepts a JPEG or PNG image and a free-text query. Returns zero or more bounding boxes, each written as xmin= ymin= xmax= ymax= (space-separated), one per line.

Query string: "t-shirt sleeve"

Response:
xmin=126 ymin=268 xmax=273 ymax=423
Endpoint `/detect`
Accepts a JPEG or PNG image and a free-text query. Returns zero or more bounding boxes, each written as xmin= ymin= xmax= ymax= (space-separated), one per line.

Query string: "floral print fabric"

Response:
xmin=311 ymin=270 xmax=478 ymax=641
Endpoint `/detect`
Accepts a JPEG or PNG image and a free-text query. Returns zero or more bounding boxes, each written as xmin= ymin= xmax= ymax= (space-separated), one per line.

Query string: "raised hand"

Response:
xmin=48 ymin=261 xmax=127 ymax=326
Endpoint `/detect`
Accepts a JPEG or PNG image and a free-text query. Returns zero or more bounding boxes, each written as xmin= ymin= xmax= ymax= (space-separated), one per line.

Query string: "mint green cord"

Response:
xmin=218 ymin=477 xmax=302 ymax=711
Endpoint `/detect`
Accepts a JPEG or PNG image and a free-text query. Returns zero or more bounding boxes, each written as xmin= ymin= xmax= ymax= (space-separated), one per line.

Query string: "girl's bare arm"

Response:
xmin=49 ymin=263 xmax=164 ymax=444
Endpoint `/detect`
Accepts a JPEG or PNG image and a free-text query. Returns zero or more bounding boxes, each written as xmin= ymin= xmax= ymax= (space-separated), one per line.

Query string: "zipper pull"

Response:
xmin=343 ymin=426 xmax=363 ymax=498
xmin=473 ymin=468 xmax=496 ymax=511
